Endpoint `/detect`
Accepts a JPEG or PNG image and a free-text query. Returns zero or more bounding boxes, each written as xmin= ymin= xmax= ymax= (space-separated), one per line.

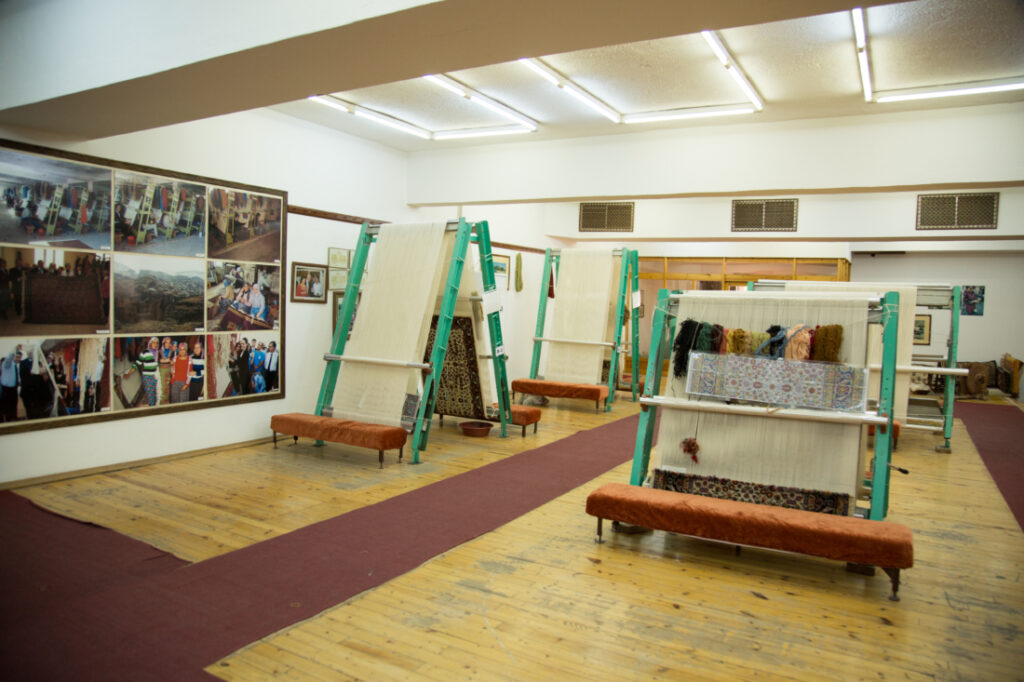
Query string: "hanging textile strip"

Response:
xmin=685 ymin=351 xmax=869 ymax=411
xmin=652 ymin=469 xmax=851 ymax=515
xmin=425 ymin=316 xmax=487 ymax=420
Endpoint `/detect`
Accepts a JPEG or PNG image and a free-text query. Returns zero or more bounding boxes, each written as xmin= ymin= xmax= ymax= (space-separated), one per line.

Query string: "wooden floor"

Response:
xmin=17 ymin=396 xmax=1024 ymax=681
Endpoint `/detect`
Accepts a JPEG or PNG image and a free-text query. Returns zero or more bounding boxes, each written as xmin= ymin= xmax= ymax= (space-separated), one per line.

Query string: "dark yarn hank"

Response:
xmin=673 ymin=318 xmax=700 ymax=377
xmin=813 ymin=324 xmax=844 ymax=363
xmin=694 ymin=322 xmax=714 ymax=353
xmin=709 ymin=324 xmax=724 ymax=354
xmin=765 ymin=324 xmax=784 ymax=356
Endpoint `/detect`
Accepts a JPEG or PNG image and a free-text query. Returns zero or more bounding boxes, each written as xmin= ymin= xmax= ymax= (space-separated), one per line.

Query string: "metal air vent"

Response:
xmin=579 ymin=202 xmax=634 ymax=232
xmin=917 ymin=193 xmax=998 ymax=230
xmin=731 ymin=199 xmax=798 ymax=232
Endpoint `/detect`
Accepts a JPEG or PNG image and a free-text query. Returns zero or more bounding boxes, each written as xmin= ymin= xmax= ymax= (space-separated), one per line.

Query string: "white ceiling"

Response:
xmin=271 ymin=0 xmax=1024 ymax=152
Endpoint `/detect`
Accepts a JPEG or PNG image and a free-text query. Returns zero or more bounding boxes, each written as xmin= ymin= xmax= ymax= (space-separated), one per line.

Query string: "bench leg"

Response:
xmin=521 ymin=424 xmax=526 ymax=437
xmin=533 ymin=422 xmax=538 ymax=434
xmin=378 ymin=450 xmax=384 ymax=469
xmin=439 ymin=415 xmax=444 ymax=426
xmin=399 ymin=447 xmax=403 ymax=463
xmin=273 ymin=432 xmax=277 ymax=448
xmin=595 ymin=517 xmax=604 ymax=544
xmin=882 ymin=567 xmax=901 ymax=601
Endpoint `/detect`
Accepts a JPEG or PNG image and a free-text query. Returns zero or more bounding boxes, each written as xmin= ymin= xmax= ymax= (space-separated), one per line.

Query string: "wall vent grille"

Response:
xmin=917 ymin=193 xmax=998 ymax=230
xmin=579 ymin=202 xmax=635 ymax=232
xmin=731 ymin=199 xmax=798 ymax=232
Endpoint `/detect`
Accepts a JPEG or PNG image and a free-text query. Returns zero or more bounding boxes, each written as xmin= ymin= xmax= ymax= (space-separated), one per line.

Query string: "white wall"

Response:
xmin=0 ymin=110 xmax=419 ymax=484
xmin=851 ymin=251 xmax=1024 ymax=363
xmin=408 ymin=103 xmax=1024 ymax=207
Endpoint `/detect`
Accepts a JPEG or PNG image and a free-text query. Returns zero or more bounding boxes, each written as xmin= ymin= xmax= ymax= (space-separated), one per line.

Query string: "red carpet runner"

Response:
xmin=954 ymin=401 xmax=1024 ymax=531
xmin=0 ymin=414 xmax=639 ymax=681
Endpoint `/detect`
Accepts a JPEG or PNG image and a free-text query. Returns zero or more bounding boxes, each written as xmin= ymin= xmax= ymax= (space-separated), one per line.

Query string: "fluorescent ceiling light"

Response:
xmin=519 ymin=57 xmax=622 ymax=122
xmin=518 ymin=58 xmax=561 ymax=86
xmin=560 ymin=82 xmax=621 ymax=122
xmin=352 ymin=106 xmax=431 ymax=139
xmin=851 ymin=8 xmax=866 ymax=49
xmin=433 ymin=126 xmax=534 ymax=140
xmin=876 ymin=78 xmax=1024 ymax=103
xmin=424 ymin=73 xmax=538 ymax=130
xmin=423 ymin=74 xmax=467 ymax=97
xmin=850 ymin=9 xmax=873 ymax=102
xmin=857 ymin=49 xmax=873 ymax=102
xmin=701 ymin=30 xmax=764 ymax=111
xmin=700 ymin=30 xmax=730 ymax=66
xmin=623 ymin=105 xmax=755 ymax=124
xmin=308 ymin=95 xmax=352 ymax=114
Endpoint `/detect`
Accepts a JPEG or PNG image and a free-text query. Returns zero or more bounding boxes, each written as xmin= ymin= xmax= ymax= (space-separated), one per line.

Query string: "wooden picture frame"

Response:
xmin=290 ymin=262 xmax=327 ymax=303
xmin=332 ymin=290 xmax=361 ymax=339
xmin=913 ymin=314 xmax=932 ymax=345
xmin=328 ymin=247 xmax=350 ymax=269
xmin=493 ymin=254 xmax=511 ymax=290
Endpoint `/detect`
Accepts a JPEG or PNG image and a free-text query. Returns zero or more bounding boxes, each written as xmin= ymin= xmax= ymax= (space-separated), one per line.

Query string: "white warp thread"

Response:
xmin=651 ymin=293 xmax=869 ymax=499
xmin=331 ymin=222 xmax=453 ymax=427
xmin=545 ymin=248 xmax=616 ymax=384
xmin=783 ymin=281 xmax=916 ymax=422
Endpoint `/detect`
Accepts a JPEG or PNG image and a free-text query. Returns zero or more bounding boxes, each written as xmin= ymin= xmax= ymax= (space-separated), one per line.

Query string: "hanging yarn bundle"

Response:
xmin=709 ymin=324 xmax=724 ymax=354
xmin=812 ymin=324 xmax=844 ymax=363
xmin=672 ymin=318 xmax=700 ymax=377
xmin=681 ymin=437 xmax=700 ymax=464
xmin=726 ymin=328 xmax=751 ymax=354
xmin=784 ymin=325 xmax=812 ymax=360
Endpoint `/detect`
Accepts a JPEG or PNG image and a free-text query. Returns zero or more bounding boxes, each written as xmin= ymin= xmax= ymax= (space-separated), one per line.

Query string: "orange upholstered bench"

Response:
xmin=867 ymin=420 xmax=902 ymax=448
xmin=511 ymin=378 xmax=609 ymax=411
xmin=270 ymin=413 xmax=407 ymax=468
xmin=585 ymin=483 xmax=914 ymax=601
xmin=507 ymin=405 xmax=542 ymax=436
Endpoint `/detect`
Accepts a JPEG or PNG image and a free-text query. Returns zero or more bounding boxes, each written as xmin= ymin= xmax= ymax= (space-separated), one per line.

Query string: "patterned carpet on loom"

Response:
xmin=0 ymin=414 xmax=639 ymax=681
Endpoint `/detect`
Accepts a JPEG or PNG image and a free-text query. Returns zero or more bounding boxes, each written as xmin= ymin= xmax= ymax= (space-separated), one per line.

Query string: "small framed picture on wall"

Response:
xmin=290 ymin=262 xmax=327 ymax=303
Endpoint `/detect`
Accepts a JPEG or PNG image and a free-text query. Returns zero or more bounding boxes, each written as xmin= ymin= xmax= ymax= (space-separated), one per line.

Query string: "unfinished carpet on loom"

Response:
xmin=954 ymin=401 xmax=1024 ymax=531
xmin=0 ymin=413 xmax=639 ymax=681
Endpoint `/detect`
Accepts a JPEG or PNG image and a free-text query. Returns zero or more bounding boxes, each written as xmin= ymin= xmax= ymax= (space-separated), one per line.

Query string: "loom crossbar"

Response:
xmin=867 ymin=364 xmax=969 ymax=376
xmin=322 ymin=353 xmax=431 ymax=371
xmin=532 ymin=336 xmax=616 ymax=348
xmin=639 ymin=396 xmax=888 ymax=426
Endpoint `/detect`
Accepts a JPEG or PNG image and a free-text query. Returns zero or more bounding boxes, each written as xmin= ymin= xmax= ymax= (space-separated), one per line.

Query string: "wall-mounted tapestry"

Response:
xmin=0 ymin=139 xmax=287 ymax=434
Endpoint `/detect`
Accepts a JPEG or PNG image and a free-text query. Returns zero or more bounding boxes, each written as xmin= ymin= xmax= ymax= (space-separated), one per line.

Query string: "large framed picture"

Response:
xmin=291 ymin=262 xmax=327 ymax=303
xmin=0 ymin=138 xmax=287 ymax=435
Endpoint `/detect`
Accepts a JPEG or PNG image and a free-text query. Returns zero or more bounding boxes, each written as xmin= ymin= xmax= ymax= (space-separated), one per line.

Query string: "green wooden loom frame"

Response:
xmin=313 ymin=218 xmax=512 ymax=463
xmin=628 ymin=288 xmax=901 ymax=521
xmin=527 ymin=247 xmax=641 ymax=410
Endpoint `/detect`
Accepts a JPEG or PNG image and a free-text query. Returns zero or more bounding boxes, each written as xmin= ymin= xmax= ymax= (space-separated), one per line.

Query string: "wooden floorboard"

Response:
xmin=15 ymin=394 xmax=1024 ymax=680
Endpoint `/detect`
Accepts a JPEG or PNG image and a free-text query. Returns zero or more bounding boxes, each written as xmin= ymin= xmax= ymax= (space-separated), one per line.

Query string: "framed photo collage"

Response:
xmin=0 ymin=140 xmax=287 ymax=434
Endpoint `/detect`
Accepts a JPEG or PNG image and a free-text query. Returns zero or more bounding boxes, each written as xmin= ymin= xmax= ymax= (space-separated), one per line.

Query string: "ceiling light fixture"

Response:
xmin=850 ymin=8 xmax=873 ymax=102
xmin=623 ymin=104 xmax=755 ymax=124
xmin=875 ymin=78 xmax=1024 ymax=103
xmin=308 ymin=95 xmax=353 ymax=114
xmin=433 ymin=125 xmax=534 ymax=140
xmin=424 ymin=73 xmax=538 ymax=131
xmin=352 ymin=106 xmax=432 ymax=139
xmin=518 ymin=57 xmax=622 ymax=122
xmin=700 ymin=31 xmax=764 ymax=111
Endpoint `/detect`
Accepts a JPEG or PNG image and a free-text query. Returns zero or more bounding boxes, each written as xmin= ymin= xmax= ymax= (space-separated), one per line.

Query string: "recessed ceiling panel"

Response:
xmin=868 ymin=0 xmax=1024 ymax=91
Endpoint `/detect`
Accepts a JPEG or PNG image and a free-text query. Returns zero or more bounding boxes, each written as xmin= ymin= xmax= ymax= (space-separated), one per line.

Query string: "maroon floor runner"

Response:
xmin=0 ymin=413 xmax=639 ymax=681
xmin=954 ymin=401 xmax=1024 ymax=531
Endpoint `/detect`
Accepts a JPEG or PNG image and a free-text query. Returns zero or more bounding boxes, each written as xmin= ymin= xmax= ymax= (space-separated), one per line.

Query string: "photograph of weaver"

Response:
xmin=206 ymin=261 xmax=280 ymax=331
xmin=112 ymin=253 xmax=204 ymax=334
xmin=0 ymin=247 xmax=110 ymax=338
xmin=112 ymin=171 xmax=207 ymax=256
xmin=207 ymin=188 xmax=282 ymax=263
xmin=0 ymin=336 xmax=109 ymax=425
xmin=112 ymin=334 xmax=206 ymax=409
xmin=0 ymin=147 xmax=112 ymax=250
xmin=208 ymin=330 xmax=280 ymax=398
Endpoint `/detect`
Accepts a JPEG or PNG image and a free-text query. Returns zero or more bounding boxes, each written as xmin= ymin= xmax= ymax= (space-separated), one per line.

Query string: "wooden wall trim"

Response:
xmin=288 ymin=205 xmax=384 ymax=225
